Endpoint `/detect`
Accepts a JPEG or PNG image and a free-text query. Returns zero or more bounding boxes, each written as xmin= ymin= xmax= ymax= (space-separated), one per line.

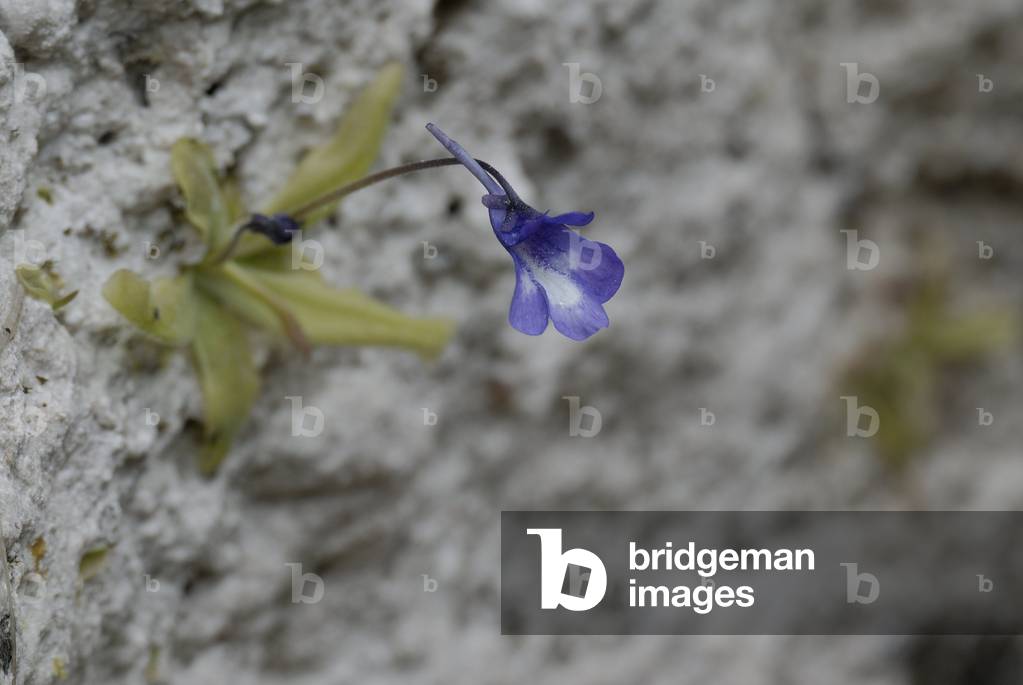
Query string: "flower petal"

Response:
xmin=513 ymin=238 xmax=607 ymax=340
xmin=495 ymin=211 xmax=546 ymax=247
xmin=508 ymin=258 xmax=549 ymax=335
xmin=507 ymin=221 xmax=623 ymax=340
xmin=515 ymin=223 xmax=624 ymax=303
xmin=546 ymin=292 xmax=610 ymax=341
xmin=549 ymin=211 xmax=594 ymax=227
xmin=567 ymin=237 xmax=624 ymax=303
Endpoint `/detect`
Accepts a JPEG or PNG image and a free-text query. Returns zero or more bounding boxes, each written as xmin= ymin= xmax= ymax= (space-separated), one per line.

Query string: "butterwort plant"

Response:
xmin=105 ymin=63 xmax=624 ymax=472
xmin=104 ymin=64 xmax=452 ymax=473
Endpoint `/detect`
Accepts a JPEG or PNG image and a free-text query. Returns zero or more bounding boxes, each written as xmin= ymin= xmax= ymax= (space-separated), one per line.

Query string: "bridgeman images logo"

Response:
xmin=528 ymin=528 xmax=607 ymax=611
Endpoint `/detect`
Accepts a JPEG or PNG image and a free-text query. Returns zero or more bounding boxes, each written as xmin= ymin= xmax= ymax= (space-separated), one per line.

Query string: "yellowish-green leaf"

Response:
xmin=222 ymin=176 xmax=248 ymax=224
xmin=145 ymin=647 xmax=161 ymax=685
xmin=171 ymin=138 xmax=233 ymax=252
xmin=267 ymin=62 xmax=403 ymax=218
xmin=78 ymin=546 xmax=109 ymax=582
xmin=232 ymin=63 xmax=403 ymax=259
xmin=191 ymin=295 xmax=260 ymax=474
xmin=52 ymin=657 xmax=68 ymax=680
xmin=235 ymin=246 xmax=312 ymax=272
xmin=16 ymin=264 xmax=78 ymax=309
xmin=252 ymin=266 xmax=452 ymax=358
xmin=193 ymin=267 xmax=286 ymax=335
xmin=198 ymin=263 xmax=451 ymax=358
xmin=206 ymin=263 xmax=311 ymax=352
xmin=102 ymin=270 xmax=198 ymax=345
xmin=917 ymin=311 xmax=1017 ymax=360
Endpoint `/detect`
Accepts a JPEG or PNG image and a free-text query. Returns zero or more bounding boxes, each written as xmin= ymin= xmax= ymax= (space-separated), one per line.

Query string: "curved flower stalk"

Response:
xmin=103 ymin=64 xmax=453 ymax=473
xmin=425 ymin=124 xmax=624 ymax=340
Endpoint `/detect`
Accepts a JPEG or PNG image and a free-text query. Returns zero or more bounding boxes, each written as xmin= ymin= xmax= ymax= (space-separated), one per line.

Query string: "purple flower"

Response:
xmin=427 ymin=124 xmax=624 ymax=340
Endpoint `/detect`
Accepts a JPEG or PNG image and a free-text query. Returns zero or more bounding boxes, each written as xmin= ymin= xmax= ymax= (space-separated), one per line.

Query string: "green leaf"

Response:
xmin=202 ymin=263 xmax=311 ymax=352
xmin=248 ymin=266 xmax=452 ymax=358
xmin=78 ymin=547 xmax=109 ymax=583
xmin=191 ymin=295 xmax=260 ymax=474
xmin=193 ymin=267 xmax=286 ymax=336
xmin=221 ymin=176 xmax=248 ymax=224
xmin=235 ymin=247 xmax=302 ymax=272
xmin=197 ymin=263 xmax=451 ymax=358
xmin=232 ymin=63 xmax=404 ymax=259
xmin=102 ymin=270 xmax=198 ymax=345
xmin=267 ymin=62 xmax=403 ymax=218
xmin=170 ymin=138 xmax=234 ymax=252
xmin=918 ymin=311 xmax=1017 ymax=360
xmin=16 ymin=264 xmax=78 ymax=309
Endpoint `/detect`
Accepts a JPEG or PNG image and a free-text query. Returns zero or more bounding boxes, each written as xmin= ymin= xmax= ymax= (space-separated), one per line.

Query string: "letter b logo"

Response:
xmin=286 ymin=563 xmax=324 ymax=604
xmin=563 ymin=62 xmax=602 ymax=104
xmin=563 ymin=396 xmax=602 ymax=438
xmin=841 ymin=563 xmax=879 ymax=604
xmin=841 ymin=230 xmax=880 ymax=270
xmin=527 ymin=528 xmax=606 ymax=611
xmin=841 ymin=396 xmax=879 ymax=438
xmin=841 ymin=62 xmax=879 ymax=104
xmin=287 ymin=396 xmax=323 ymax=437
xmin=287 ymin=62 xmax=323 ymax=103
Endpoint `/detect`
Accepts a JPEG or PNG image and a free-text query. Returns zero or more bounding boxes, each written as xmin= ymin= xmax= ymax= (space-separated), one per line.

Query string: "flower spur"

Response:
xmin=426 ymin=123 xmax=624 ymax=340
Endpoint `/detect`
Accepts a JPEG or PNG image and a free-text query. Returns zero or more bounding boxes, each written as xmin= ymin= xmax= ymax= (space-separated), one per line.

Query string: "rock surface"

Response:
xmin=1 ymin=0 xmax=1022 ymax=682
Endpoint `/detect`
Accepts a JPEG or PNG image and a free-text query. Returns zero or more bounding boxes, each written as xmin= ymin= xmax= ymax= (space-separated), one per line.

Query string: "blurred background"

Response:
xmin=1 ymin=0 xmax=1022 ymax=682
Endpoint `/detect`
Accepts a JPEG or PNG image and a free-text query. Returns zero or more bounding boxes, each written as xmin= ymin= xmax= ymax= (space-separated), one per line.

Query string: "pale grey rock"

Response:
xmin=0 ymin=0 xmax=1021 ymax=683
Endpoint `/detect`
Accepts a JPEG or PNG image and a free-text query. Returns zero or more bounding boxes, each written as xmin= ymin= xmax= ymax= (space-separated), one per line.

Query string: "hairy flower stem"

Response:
xmin=289 ymin=157 xmax=466 ymax=221
xmin=209 ymin=158 xmax=475 ymax=265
